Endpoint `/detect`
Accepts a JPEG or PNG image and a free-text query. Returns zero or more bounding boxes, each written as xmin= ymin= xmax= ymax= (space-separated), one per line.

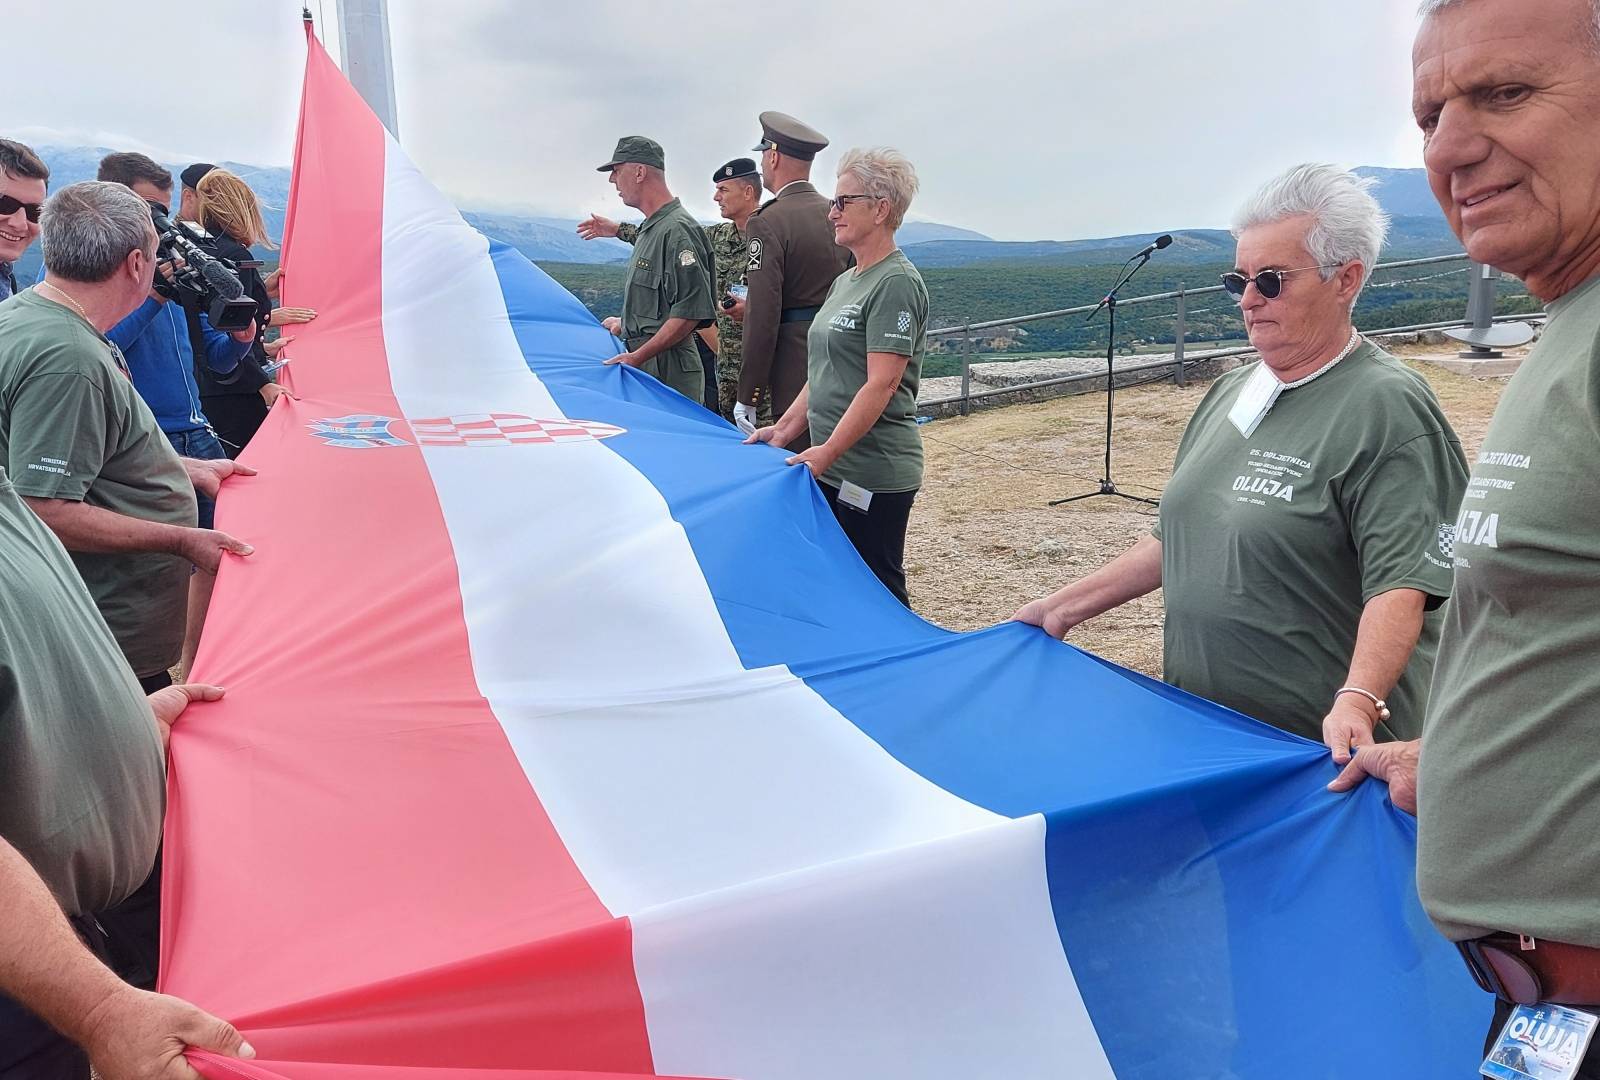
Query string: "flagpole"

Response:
xmin=334 ymin=0 xmax=401 ymax=140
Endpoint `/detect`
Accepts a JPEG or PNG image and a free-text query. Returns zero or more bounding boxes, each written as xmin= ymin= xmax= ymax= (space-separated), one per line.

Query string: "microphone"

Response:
xmin=200 ymin=257 xmax=245 ymax=300
xmin=1133 ymin=234 xmax=1174 ymax=259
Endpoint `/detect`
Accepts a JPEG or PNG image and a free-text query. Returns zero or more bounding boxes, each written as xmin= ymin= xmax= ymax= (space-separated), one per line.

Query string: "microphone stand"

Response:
xmin=1051 ymin=250 xmax=1162 ymax=508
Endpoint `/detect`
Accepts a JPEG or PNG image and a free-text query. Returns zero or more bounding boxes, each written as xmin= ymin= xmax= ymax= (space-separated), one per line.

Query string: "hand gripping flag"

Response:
xmin=160 ymin=26 xmax=1490 ymax=1080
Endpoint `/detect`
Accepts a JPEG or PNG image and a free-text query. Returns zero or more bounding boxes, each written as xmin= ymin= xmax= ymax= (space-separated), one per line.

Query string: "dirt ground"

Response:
xmin=905 ymin=342 xmax=1516 ymax=676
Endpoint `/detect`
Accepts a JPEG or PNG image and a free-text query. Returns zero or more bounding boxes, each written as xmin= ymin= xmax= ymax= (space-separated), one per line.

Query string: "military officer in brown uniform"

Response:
xmin=595 ymin=136 xmax=715 ymax=402
xmin=733 ymin=112 xmax=852 ymax=448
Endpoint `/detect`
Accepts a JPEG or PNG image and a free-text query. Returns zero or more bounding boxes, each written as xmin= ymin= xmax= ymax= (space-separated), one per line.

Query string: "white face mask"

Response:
xmin=1227 ymin=329 xmax=1363 ymax=438
xmin=1227 ymin=363 xmax=1284 ymax=438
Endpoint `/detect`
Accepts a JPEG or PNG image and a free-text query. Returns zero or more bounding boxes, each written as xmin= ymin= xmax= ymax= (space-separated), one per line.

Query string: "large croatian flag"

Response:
xmin=161 ymin=29 xmax=1488 ymax=1080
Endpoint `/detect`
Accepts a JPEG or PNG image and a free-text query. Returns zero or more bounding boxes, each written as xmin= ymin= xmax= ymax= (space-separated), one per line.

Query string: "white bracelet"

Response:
xmin=1335 ymin=686 xmax=1391 ymax=722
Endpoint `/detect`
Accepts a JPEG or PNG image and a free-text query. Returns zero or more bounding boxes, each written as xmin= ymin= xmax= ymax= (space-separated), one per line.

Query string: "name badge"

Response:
xmin=836 ymin=480 xmax=874 ymax=514
xmin=1482 ymin=1003 xmax=1598 ymax=1080
xmin=1227 ymin=363 xmax=1284 ymax=439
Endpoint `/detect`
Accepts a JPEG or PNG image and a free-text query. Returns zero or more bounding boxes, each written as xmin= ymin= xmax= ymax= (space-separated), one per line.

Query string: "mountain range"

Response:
xmin=12 ymin=148 xmax=1458 ymax=282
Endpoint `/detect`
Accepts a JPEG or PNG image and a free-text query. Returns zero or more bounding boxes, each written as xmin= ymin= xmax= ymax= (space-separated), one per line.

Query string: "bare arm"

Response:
xmin=698 ymin=324 xmax=720 ymax=354
xmin=0 ymin=838 xmax=253 ymax=1078
xmin=1013 ymin=535 xmax=1164 ymax=639
xmin=25 ymin=497 xmax=190 ymax=557
xmin=25 ymin=498 xmax=253 ymax=574
xmin=788 ymin=352 xmax=908 ymax=477
xmin=1322 ymin=587 xmax=1429 ymax=762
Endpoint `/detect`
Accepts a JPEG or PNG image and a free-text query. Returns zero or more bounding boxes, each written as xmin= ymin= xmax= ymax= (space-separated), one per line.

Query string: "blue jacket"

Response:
xmin=108 ymin=297 xmax=251 ymax=435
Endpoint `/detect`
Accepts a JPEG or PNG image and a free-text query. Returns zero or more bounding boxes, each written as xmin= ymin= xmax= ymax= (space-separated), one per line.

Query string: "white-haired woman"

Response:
xmin=1016 ymin=163 xmax=1468 ymax=760
xmin=747 ymin=147 xmax=928 ymax=606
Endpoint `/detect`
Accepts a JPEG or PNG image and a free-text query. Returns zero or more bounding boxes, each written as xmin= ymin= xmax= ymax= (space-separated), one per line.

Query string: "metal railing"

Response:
xmin=920 ymin=253 xmax=1526 ymax=415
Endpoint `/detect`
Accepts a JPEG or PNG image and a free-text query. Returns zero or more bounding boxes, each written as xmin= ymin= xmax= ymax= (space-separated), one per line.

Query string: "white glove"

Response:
xmin=733 ymin=401 xmax=758 ymax=436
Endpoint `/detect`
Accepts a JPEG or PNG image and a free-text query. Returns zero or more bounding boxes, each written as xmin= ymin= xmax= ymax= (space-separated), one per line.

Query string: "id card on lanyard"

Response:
xmin=1227 ymin=363 xmax=1284 ymax=439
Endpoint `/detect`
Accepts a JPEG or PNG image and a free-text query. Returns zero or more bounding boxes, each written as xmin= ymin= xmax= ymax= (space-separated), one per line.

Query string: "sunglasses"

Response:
xmin=828 ymin=194 xmax=879 ymax=213
xmin=1220 ymin=264 xmax=1342 ymax=300
xmin=1458 ymin=939 xmax=1543 ymax=1006
xmin=0 ymin=194 xmax=43 ymax=224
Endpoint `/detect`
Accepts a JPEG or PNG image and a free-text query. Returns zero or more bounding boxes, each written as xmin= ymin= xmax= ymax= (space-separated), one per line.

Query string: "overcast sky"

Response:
xmin=12 ymin=0 xmax=1429 ymax=241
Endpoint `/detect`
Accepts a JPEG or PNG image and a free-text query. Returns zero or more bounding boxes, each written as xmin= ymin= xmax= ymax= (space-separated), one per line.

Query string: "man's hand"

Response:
xmin=146 ymin=684 xmax=225 ymax=750
xmin=183 ymin=458 xmax=257 ymax=500
xmin=601 ymin=316 xmax=623 ymax=336
xmin=260 ymin=383 xmax=290 ymax=408
xmin=228 ymin=323 xmax=257 ymax=345
xmin=725 ymin=296 xmax=747 ymax=323
xmin=263 ymin=336 xmax=292 ymax=359
xmin=604 ymin=350 xmax=642 ymax=368
xmin=732 ymin=401 xmax=758 ymax=436
xmin=1323 ymin=696 xmax=1378 ymax=765
xmin=268 ymin=306 xmax=317 ymax=328
xmin=1328 ymin=739 xmax=1420 ymax=815
xmin=577 ymin=214 xmax=621 ymax=240
xmin=177 ymin=528 xmax=254 ymax=573
xmin=262 ymin=267 xmax=282 ymax=297
xmin=1012 ymin=597 xmax=1076 ymax=639
xmin=785 ymin=443 xmax=839 ymax=478
xmin=81 ymin=983 xmax=254 ymax=1080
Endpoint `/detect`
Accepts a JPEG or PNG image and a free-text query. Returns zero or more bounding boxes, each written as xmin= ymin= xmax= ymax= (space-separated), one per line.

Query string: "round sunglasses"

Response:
xmin=1220 ymin=264 xmax=1342 ymax=300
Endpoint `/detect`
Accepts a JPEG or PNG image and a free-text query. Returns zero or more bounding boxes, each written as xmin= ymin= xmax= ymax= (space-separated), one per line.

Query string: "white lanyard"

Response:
xmin=1228 ymin=329 xmax=1362 ymax=438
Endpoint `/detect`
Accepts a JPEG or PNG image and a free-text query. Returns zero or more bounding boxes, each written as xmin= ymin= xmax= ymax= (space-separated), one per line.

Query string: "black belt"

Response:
xmin=780 ymin=306 xmax=820 ymax=324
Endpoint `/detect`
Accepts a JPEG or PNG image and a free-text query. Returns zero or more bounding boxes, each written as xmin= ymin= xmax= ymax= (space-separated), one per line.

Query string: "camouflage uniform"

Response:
xmin=618 ymin=219 xmax=768 ymax=424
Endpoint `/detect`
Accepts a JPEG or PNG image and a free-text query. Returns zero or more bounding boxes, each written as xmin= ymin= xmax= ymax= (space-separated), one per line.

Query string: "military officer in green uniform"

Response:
xmin=580 ymin=158 xmax=766 ymax=424
xmin=733 ymin=112 xmax=853 ymax=448
xmin=593 ymin=137 xmax=714 ymax=401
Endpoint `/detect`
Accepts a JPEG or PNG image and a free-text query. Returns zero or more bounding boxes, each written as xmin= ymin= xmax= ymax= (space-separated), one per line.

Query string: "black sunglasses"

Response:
xmin=1220 ymin=264 xmax=1342 ymax=300
xmin=0 ymin=194 xmax=43 ymax=224
xmin=828 ymin=194 xmax=880 ymax=213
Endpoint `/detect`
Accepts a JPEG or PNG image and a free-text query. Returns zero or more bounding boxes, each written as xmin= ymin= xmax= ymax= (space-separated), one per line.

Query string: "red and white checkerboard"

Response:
xmin=409 ymin=414 xmax=627 ymax=447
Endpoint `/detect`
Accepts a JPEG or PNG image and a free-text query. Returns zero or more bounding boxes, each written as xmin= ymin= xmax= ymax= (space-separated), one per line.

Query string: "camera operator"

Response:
xmin=96 ymin=153 xmax=256 ymax=525
xmin=187 ymin=166 xmax=314 ymax=454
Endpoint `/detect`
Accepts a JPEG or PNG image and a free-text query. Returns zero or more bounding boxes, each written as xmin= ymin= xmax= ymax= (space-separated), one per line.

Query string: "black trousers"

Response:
xmin=0 ymin=856 xmax=162 ymax=1079
xmin=202 ymin=393 xmax=270 ymax=458
xmin=1485 ymin=998 xmax=1600 ymax=1078
xmin=822 ymin=482 xmax=917 ymax=607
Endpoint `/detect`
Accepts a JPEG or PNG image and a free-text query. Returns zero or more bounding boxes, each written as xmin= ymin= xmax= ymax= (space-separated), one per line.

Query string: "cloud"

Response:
xmin=10 ymin=0 xmax=1431 ymax=240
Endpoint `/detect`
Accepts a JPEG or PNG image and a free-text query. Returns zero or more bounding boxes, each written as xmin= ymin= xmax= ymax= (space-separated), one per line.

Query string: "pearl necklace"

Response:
xmin=1277 ymin=328 xmax=1363 ymax=389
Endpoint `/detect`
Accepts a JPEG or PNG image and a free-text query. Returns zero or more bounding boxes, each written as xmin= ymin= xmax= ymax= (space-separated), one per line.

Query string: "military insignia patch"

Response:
xmin=748 ymin=237 xmax=763 ymax=271
xmin=679 ymin=249 xmax=697 ymax=267
xmin=897 ymin=310 xmax=912 ymax=333
xmin=308 ymin=414 xmax=410 ymax=449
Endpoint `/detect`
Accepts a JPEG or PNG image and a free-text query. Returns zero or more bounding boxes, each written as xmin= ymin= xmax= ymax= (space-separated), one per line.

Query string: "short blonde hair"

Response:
xmin=837 ymin=147 xmax=919 ymax=231
xmin=196 ymin=168 xmax=274 ymax=249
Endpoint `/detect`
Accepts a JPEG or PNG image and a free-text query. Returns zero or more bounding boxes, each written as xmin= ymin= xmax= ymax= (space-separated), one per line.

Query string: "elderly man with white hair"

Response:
xmin=1331 ymin=0 xmax=1600 ymax=1068
xmin=1017 ymin=163 xmax=1468 ymax=750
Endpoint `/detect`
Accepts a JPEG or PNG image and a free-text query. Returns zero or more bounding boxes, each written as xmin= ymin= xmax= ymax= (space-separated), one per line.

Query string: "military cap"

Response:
xmin=750 ymin=111 xmax=829 ymax=161
xmin=712 ymin=157 xmax=760 ymax=184
xmin=597 ymin=136 xmax=665 ymax=172
xmin=180 ymin=163 xmax=216 ymax=190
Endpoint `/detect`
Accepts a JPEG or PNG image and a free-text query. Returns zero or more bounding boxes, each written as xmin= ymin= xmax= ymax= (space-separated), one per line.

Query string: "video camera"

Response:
xmin=146 ymin=202 xmax=259 ymax=333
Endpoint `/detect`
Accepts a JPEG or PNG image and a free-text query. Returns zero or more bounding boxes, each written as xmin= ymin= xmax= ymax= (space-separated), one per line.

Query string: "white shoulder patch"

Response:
xmin=679 ymin=249 xmax=697 ymax=267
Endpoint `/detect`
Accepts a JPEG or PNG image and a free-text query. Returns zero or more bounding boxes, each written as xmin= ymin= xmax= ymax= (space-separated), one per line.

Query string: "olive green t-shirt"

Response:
xmin=0 ymin=467 xmax=165 ymax=916
xmin=805 ymin=250 xmax=928 ymax=493
xmin=1418 ymin=275 xmax=1600 ymax=947
xmin=1152 ymin=342 xmax=1467 ymax=741
xmin=0 ymin=290 xmax=197 ymax=677
xmin=621 ymin=198 xmax=715 ymax=385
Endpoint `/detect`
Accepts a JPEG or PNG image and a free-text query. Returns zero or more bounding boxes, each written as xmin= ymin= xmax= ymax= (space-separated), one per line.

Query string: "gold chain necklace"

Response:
xmin=35 ymin=281 xmax=93 ymax=325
